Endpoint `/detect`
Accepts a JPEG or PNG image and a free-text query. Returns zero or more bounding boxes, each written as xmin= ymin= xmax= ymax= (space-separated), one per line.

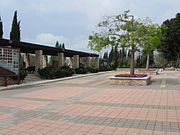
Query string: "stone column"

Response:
xmin=95 ymin=57 xmax=100 ymax=69
xmin=86 ymin=56 xmax=91 ymax=68
xmin=42 ymin=55 xmax=47 ymax=68
xmin=80 ymin=56 xmax=91 ymax=68
xmin=35 ymin=50 xmax=44 ymax=73
xmin=23 ymin=54 xmax=29 ymax=68
xmin=57 ymin=53 xmax=65 ymax=67
xmin=72 ymin=55 xmax=79 ymax=69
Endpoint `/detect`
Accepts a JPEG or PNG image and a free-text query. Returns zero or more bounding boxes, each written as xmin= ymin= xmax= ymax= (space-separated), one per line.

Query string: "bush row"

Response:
xmin=38 ymin=66 xmax=101 ymax=79
xmin=38 ymin=66 xmax=74 ymax=79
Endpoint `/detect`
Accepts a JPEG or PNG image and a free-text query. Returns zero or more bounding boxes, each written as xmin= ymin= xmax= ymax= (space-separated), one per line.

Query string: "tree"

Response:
xmin=103 ymin=52 xmax=108 ymax=59
xmin=140 ymin=19 xmax=162 ymax=69
xmin=0 ymin=17 xmax=3 ymax=39
xmin=62 ymin=43 xmax=65 ymax=50
xmin=158 ymin=13 xmax=180 ymax=67
xmin=10 ymin=10 xmax=20 ymax=42
xmin=88 ymin=10 xmax=144 ymax=75
xmin=55 ymin=41 xmax=59 ymax=48
xmin=155 ymin=53 xmax=168 ymax=68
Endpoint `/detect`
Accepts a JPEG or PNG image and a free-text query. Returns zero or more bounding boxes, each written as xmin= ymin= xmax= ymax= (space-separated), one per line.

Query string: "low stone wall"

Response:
xmin=116 ymin=68 xmax=130 ymax=71
xmin=109 ymin=76 xmax=151 ymax=86
xmin=138 ymin=70 xmax=158 ymax=75
xmin=0 ymin=77 xmax=18 ymax=86
xmin=165 ymin=67 xmax=175 ymax=71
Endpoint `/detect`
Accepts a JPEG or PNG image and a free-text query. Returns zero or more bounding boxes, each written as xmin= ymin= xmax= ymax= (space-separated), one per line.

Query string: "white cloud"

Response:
xmin=35 ymin=33 xmax=68 ymax=45
xmin=25 ymin=33 xmax=95 ymax=53
xmin=1 ymin=0 xmax=180 ymax=54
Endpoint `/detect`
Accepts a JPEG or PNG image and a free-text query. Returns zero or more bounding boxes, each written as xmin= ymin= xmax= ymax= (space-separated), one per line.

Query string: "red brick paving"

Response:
xmin=15 ymin=87 xmax=93 ymax=100
xmin=0 ymin=118 xmax=179 ymax=135
xmin=0 ymin=113 xmax=12 ymax=120
xmin=0 ymin=98 xmax=51 ymax=110
xmin=0 ymin=71 xmax=180 ymax=135
xmin=53 ymin=104 xmax=180 ymax=122
xmin=80 ymin=89 xmax=180 ymax=106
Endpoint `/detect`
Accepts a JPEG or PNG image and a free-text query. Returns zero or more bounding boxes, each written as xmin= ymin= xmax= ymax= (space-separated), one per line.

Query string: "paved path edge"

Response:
xmin=0 ymin=71 xmax=113 ymax=91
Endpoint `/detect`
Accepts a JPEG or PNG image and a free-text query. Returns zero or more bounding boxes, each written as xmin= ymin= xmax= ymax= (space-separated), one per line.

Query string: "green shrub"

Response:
xmin=75 ymin=67 xmax=87 ymax=74
xmin=87 ymin=67 xmax=99 ymax=73
xmin=19 ymin=69 xmax=27 ymax=80
xmin=60 ymin=65 xmax=75 ymax=76
xmin=38 ymin=66 xmax=74 ymax=79
xmin=99 ymin=66 xmax=112 ymax=72
xmin=10 ymin=69 xmax=27 ymax=81
xmin=38 ymin=67 xmax=56 ymax=79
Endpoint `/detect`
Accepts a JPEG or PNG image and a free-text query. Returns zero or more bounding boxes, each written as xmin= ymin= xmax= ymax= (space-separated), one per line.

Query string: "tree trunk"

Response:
xmin=146 ymin=54 xmax=150 ymax=70
xmin=130 ymin=46 xmax=135 ymax=75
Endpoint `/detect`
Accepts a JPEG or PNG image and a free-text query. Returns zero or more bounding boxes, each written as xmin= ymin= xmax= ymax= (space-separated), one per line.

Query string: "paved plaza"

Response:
xmin=0 ymin=71 xmax=180 ymax=135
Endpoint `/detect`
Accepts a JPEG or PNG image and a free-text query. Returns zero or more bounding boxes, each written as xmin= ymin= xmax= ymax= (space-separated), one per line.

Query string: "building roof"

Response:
xmin=0 ymin=39 xmax=99 ymax=57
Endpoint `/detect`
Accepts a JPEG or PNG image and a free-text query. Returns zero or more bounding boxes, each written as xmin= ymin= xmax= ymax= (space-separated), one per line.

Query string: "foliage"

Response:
xmin=139 ymin=18 xmax=162 ymax=69
xmin=38 ymin=66 xmax=74 ymax=79
xmin=0 ymin=17 xmax=3 ymax=38
xmin=10 ymin=68 xmax=27 ymax=81
xmin=87 ymin=67 xmax=99 ymax=73
xmin=158 ymin=13 xmax=180 ymax=67
xmin=88 ymin=10 xmax=146 ymax=75
xmin=10 ymin=11 xmax=20 ymax=42
xmin=136 ymin=50 xmax=155 ymax=68
xmin=55 ymin=41 xmax=65 ymax=50
xmin=99 ymin=66 xmax=112 ymax=71
xmin=19 ymin=69 xmax=27 ymax=80
xmin=75 ymin=67 xmax=88 ymax=74
xmin=154 ymin=53 xmax=168 ymax=68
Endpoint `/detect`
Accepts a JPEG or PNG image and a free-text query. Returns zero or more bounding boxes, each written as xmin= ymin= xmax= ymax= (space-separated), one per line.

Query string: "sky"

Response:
xmin=0 ymin=0 xmax=179 ymax=55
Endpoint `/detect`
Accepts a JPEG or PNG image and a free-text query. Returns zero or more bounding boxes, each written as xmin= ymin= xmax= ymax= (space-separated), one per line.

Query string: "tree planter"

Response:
xmin=109 ymin=74 xmax=151 ymax=86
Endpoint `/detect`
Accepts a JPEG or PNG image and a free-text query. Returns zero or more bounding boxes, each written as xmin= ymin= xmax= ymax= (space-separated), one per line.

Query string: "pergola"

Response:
xmin=0 ymin=38 xmax=99 ymax=71
xmin=0 ymin=39 xmax=98 ymax=57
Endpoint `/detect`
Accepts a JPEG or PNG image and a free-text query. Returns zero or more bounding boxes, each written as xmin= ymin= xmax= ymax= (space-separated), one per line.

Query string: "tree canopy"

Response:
xmin=158 ymin=13 xmax=180 ymax=67
xmin=140 ymin=18 xmax=162 ymax=69
xmin=10 ymin=10 xmax=21 ymax=42
xmin=88 ymin=10 xmax=150 ymax=74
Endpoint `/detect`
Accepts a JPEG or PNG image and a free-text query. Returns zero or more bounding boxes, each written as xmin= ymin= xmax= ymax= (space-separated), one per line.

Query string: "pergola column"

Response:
xmin=43 ymin=55 xmax=48 ymax=68
xmin=23 ymin=54 xmax=29 ymax=68
xmin=58 ymin=53 xmax=65 ymax=67
xmin=72 ymin=55 xmax=79 ymax=69
xmin=85 ymin=56 xmax=91 ymax=68
xmin=35 ymin=50 xmax=44 ymax=73
xmin=95 ymin=57 xmax=99 ymax=69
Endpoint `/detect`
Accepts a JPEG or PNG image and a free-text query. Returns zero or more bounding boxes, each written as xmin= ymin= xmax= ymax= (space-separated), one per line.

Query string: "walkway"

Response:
xmin=0 ymin=71 xmax=180 ymax=135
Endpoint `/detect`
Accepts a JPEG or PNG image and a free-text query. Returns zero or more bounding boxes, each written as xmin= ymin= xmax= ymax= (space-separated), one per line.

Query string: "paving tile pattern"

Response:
xmin=0 ymin=71 xmax=179 ymax=135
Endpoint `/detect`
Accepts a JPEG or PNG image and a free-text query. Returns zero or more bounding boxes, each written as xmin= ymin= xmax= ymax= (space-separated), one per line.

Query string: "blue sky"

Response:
xmin=0 ymin=0 xmax=179 ymax=54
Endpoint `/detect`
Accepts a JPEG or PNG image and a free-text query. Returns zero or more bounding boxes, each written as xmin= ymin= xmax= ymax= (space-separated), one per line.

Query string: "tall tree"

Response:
xmin=55 ymin=41 xmax=59 ymax=48
xmin=10 ymin=10 xmax=20 ymax=42
xmin=103 ymin=52 xmax=108 ymax=59
xmin=62 ymin=43 xmax=65 ymax=50
xmin=158 ymin=13 xmax=180 ymax=67
xmin=0 ymin=17 xmax=3 ymax=39
xmin=140 ymin=19 xmax=162 ymax=69
xmin=88 ymin=10 xmax=144 ymax=75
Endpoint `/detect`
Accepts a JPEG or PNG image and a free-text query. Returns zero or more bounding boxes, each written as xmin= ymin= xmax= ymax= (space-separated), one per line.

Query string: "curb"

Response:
xmin=0 ymin=71 xmax=113 ymax=91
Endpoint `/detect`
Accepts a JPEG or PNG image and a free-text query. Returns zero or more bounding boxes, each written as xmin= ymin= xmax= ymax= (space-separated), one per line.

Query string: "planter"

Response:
xmin=109 ymin=74 xmax=151 ymax=86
